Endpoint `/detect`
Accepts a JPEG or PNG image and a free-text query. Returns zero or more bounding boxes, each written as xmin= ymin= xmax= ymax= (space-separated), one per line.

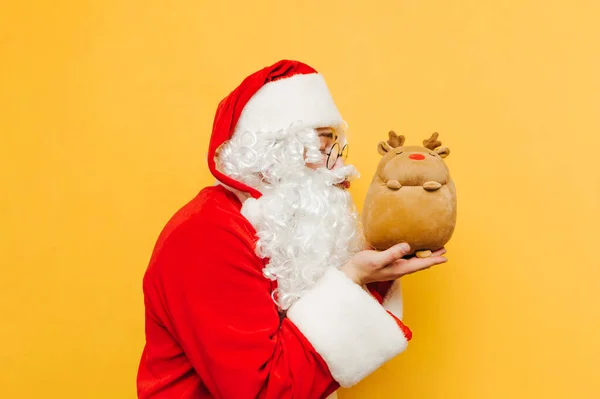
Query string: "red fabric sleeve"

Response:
xmin=145 ymin=216 xmax=338 ymax=399
xmin=367 ymin=281 xmax=394 ymax=301
xmin=366 ymin=283 xmax=412 ymax=341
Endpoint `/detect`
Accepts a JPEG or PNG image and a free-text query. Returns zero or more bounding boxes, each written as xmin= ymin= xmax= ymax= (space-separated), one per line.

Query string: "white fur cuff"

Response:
xmin=287 ymin=268 xmax=409 ymax=388
xmin=382 ymin=279 xmax=404 ymax=320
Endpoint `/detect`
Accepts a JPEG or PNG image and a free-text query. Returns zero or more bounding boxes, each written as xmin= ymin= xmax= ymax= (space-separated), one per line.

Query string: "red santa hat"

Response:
xmin=207 ymin=59 xmax=345 ymax=199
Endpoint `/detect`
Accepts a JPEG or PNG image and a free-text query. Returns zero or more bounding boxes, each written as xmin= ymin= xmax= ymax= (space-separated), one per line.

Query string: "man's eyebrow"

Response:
xmin=318 ymin=132 xmax=334 ymax=139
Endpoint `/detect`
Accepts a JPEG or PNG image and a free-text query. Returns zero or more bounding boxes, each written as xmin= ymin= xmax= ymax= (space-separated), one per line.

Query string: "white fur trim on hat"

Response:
xmin=287 ymin=267 xmax=409 ymax=388
xmin=234 ymin=73 xmax=345 ymax=135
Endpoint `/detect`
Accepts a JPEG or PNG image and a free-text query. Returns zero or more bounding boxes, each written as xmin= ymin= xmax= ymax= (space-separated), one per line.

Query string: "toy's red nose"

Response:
xmin=409 ymin=153 xmax=426 ymax=160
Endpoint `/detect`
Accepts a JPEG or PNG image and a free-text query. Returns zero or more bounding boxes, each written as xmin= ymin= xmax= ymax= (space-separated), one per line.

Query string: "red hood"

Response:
xmin=207 ymin=60 xmax=317 ymax=199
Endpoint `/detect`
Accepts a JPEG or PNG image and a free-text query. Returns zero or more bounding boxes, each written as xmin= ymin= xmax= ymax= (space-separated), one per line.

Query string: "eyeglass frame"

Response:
xmin=325 ymin=142 xmax=349 ymax=169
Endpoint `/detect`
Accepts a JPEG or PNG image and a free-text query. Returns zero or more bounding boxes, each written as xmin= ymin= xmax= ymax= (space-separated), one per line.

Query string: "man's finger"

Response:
xmin=386 ymin=255 xmax=448 ymax=277
xmin=431 ymin=247 xmax=447 ymax=257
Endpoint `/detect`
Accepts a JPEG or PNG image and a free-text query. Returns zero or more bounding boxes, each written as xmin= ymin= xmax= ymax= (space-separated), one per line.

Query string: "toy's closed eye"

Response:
xmin=429 ymin=152 xmax=436 ymax=157
xmin=395 ymin=151 xmax=403 ymax=155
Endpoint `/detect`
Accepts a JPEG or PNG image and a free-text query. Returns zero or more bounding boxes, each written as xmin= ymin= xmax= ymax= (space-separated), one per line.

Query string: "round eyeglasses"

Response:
xmin=325 ymin=142 xmax=349 ymax=169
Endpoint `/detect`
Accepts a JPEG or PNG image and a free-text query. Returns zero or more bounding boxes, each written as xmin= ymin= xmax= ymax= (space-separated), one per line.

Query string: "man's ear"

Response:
xmin=435 ymin=146 xmax=450 ymax=158
xmin=378 ymin=141 xmax=392 ymax=156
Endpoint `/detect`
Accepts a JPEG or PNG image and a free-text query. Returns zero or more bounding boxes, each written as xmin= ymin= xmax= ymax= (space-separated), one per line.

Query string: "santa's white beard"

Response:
xmin=218 ymin=125 xmax=364 ymax=310
xmin=241 ymin=165 xmax=364 ymax=310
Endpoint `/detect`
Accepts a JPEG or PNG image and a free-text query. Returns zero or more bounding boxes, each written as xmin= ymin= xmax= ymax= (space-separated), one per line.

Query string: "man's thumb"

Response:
xmin=377 ymin=242 xmax=411 ymax=265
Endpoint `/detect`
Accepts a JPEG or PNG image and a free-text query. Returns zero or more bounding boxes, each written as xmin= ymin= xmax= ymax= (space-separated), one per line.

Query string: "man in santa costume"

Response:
xmin=137 ymin=60 xmax=447 ymax=398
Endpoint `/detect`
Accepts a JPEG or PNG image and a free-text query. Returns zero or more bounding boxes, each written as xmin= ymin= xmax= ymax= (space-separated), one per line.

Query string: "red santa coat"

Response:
xmin=137 ymin=185 xmax=410 ymax=398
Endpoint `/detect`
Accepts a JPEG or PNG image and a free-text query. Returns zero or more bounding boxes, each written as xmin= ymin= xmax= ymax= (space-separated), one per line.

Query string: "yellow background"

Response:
xmin=2 ymin=0 xmax=599 ymax=398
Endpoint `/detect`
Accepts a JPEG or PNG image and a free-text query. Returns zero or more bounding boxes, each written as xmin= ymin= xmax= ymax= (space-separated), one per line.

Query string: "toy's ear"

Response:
xmin=378 ymin=141 xmax=392 ymax=155
xmin=435 ymin=146 xmax=450 ymax=158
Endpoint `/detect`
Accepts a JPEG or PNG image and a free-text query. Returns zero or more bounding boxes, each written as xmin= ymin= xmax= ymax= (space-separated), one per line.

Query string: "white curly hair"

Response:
xmin=218 ymin=123 xmax=364 ymax=310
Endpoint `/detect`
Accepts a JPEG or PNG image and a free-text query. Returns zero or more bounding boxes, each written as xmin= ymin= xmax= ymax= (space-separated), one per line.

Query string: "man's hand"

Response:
xmin=341 ymin=243 xmax=447 ymax=285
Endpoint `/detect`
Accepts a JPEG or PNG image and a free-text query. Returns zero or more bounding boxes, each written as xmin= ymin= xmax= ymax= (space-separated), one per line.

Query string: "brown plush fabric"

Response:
xmin=362 ymin=132 xmax=457 ymax=256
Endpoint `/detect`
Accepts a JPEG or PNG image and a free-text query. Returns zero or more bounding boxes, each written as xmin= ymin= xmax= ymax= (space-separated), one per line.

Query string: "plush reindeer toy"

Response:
xmin=362 ymin=131 xmax=457 ymax=258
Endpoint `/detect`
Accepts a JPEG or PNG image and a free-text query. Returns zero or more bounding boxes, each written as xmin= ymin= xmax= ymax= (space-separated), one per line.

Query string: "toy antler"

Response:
xmin=423 ymin=132 xmax=442 ymax=150
xmin=387 ymin=131 xmax=406 ymax=148
xmin=377 ymin=130 xmax=406 ymax=155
